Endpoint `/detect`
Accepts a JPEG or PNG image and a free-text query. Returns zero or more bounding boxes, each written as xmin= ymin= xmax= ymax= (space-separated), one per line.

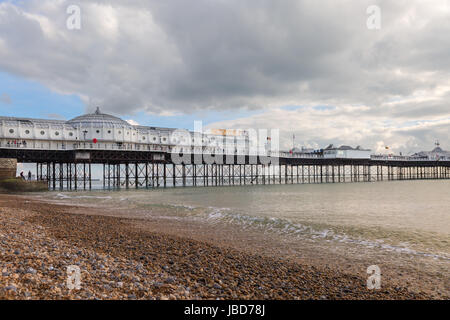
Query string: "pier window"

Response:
xmin=9 ymin=129 xmax=14 ymax=133
xmin=69 ymin=132 xmax=74 ymax=137
xmin=25 ymin=130 xmax=30 ymax=134
xmin=55 ymin=131 xmax=60 ymax=136
xmin=40 ymin=130 xmax=45 ymax=135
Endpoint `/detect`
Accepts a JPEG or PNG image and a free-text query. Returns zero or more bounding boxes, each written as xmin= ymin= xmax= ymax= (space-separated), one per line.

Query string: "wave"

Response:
xmin=48 ymin=195 xmax=450 ymax=262
xmin=200 ymin=207 xmax=450 ymax=261
xmin=55 ymin=193 xmax=112 ymax=200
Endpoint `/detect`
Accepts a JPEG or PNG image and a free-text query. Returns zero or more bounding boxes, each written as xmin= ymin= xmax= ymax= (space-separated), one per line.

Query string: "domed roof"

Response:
xmin=432 ymin=147 xmax=444 ymax=153
xmin=67 ymin=107 xmax=132 ymax=128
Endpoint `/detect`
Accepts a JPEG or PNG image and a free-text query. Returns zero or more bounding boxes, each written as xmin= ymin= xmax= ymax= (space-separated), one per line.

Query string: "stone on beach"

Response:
xmin=0 ymin=194 xmax=442 ymax=300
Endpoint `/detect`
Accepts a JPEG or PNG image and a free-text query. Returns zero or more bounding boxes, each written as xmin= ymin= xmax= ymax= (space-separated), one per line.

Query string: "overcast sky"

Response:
xmin=1 ymin=0 xmax=449 ymax=153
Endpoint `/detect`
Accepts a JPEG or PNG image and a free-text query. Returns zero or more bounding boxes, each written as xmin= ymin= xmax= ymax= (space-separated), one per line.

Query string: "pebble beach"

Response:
xmin=0 ymin=193 xmax=440 ymax=300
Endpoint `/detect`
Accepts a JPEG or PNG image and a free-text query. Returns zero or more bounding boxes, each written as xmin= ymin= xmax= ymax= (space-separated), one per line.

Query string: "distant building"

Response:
xmin=411 ymin=142 xmax=450 ymax=160
xmin=291 ymin=147 xmax=315 ymax=154
xmin=323 ymin=144 xmax=371 ymax=159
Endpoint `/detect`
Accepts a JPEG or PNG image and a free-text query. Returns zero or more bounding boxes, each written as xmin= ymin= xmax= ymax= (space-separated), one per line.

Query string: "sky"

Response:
xmin=1 ymin=0 xmax=450 ymax=154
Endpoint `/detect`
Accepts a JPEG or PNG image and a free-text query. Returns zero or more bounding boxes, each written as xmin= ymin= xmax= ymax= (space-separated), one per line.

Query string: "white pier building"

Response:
xmin=0 ymin=107 xmax=251 ymax=155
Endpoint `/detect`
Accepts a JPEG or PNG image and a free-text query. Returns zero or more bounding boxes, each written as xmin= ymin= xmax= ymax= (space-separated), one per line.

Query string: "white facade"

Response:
xmin=0 ymin=108 xmax=251 ymax=155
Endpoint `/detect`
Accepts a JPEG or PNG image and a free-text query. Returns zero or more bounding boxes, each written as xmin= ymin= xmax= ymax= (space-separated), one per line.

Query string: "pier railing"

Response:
xmin=3 ymin=139 xmax=450 ymax=162
xmin=370 ymin=155 xmax=450 ymax=162
xmin=2 ymin=141 xmax=450 ymax=163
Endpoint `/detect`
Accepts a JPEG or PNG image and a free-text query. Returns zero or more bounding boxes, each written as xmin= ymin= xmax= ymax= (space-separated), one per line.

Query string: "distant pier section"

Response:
xmin=1 ymin=108 xmax=449 ymax=190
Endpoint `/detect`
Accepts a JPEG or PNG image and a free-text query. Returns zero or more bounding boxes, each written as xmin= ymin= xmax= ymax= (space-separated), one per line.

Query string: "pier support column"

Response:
xmin=262 ymin=165 xmax=266 ymax=185
xmin=172 ymin=164 xmax=176 ymax=187
xmin=145 ymin=163 xmax=149 ymax=188
xmin=124 ymin=163 xmax=129 ymax=188
xmin=52 ymin=162 xmax=56 ymax=190
xmin=83 ymin=162 xmax=87 ymax=190
xmin=285 ymin=165 xmax=288 ymax=184
xmin=135 ymin=163 xmax=139 ymax=188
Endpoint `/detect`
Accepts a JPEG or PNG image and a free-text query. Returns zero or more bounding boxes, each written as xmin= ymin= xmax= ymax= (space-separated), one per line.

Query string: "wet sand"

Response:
xmin=0 ymin=193 xmax=444 ymax=300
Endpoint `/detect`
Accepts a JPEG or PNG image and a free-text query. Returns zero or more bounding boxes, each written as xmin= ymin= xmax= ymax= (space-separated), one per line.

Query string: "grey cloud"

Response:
xmin=0 ymin=0 xmax=432 ymax=112
xmin=0 ymin=0 xmax=449 ymax=151
xmin=205 ymin=107 xmax=449 ymax=154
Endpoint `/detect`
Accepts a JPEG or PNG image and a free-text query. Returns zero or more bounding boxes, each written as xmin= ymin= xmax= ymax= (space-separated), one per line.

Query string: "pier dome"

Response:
xmin=67 ymin=107 xmax=132 ymax=128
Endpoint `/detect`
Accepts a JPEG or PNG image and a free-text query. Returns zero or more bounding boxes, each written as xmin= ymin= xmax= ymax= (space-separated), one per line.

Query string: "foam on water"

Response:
xmin=55 ymin=193 xmax=112 ymax=200
xmin=198 ymin=206 xmax=450 ymax=261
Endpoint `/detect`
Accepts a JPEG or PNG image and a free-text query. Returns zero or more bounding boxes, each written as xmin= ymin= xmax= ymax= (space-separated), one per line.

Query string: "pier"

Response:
xmin=1 ymin=148 xmax=449 ymax=190
xmin=1 ymin=109 xmax=449 ymax=190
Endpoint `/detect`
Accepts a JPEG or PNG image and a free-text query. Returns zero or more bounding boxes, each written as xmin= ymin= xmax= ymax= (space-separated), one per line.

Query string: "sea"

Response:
xmin=34 ymin=179 xmax=450 ymax=296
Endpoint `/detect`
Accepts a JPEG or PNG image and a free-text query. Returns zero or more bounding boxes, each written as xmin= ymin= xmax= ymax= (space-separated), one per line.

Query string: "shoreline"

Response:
xmin=0 ymin=193 xmax=443 ymax=300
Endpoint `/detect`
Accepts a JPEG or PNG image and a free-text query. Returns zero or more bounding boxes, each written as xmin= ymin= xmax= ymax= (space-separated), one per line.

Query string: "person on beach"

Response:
xmin=28 ymin=171 xmax=32 ymax=181
xmin=20 ymin=171 xmax=25 ymax=180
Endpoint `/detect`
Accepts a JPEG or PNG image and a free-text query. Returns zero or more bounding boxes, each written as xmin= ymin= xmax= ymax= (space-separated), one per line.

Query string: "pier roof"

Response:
xmin=67 ymin=107 xmax=132 ymax=128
